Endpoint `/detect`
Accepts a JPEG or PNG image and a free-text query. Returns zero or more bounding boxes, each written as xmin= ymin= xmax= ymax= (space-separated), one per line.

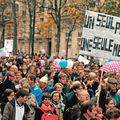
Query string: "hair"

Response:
xmin=42 ymin=92 xmax=51 ymax=101
xmin=58 ymin=72 xmax=67 ymax=79
xmin=105 ymin=97 xmax=113 ymax=105
xmin=81 ymin=100 xmax=96 ymax=115
xmin=54 ymin=83 xmax=63 ymax=89
xmin=0 ymin=89 xmax=14 ymax=102
xmin=22 ymin=83 xmax=30 ymax=89
xmin=6 ymin=71 xmax=14 ymax=77
xmin=16 ymin=89 xmax=29 ymax=98
xmin=28 ymin=74 xmax=36 ymax=83
xmin=16 ymin=71 xmax=22 ymax=75
xmin=71 ymin=81 xmax=82 ymax=90
xmin=19 ymin=78 xmax=27 ymax=86
xmin=51 ymin=91 xmax=61 ymax=100
xmin=106 ymin=107 xmax=120 ymax=119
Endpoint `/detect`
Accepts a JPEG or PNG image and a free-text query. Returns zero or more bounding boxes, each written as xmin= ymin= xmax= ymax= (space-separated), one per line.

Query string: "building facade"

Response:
xmin=0 ymin=0 xmax=98 ymax=58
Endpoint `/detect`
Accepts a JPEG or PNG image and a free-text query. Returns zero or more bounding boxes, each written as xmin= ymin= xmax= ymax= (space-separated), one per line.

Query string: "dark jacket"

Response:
xmin=0 ymin=79 xmax=16 ymax=96
xmin=63 ymin=91 xmax=78 ymax=109
xmin=64 ymin=103 xmax=81 ymax=120
xmin=2 ymin=98 xmax=31 ymax=120
xmin=63 ymin=91 xmax=78 ymax=120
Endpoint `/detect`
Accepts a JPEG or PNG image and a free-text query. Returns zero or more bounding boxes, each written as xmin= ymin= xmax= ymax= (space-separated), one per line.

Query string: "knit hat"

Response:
xmin=39 ymin=75 xmax=48 ymax=83
xmin=107 ymin=78 xmax=118 ymax=84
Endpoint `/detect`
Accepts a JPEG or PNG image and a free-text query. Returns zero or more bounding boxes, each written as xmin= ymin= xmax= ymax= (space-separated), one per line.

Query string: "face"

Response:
xmin=109 ymin=83 xmax=117 ymax=92
xmin=107 ymin=100 xmax=115 ymax=109
xmin=74 ymin=86 xmax=83 ymax=94
xmin=7 ymin=92 xmax=15 ymax=101
xmin=30 ymin=66 xmax=36 ymax=73
xmin=38 ymin=81 xmax=46 ymax=88
xmin=0 ymin=76 xmax=3 ymax=83
xmin=16 ymin=73 xmax=22 ymax=81
xmin=117 ymin=82 xmax=120 ymax=89
xmin=50 ymin=65 xmax=57 ymax=72
xmin=59 ymin=77 xmax=67 ymax=85
xmin=10 ymin=66 xmax=18 ymax=73
xmin=92 ymin=74 xmax=99 ymax=82
xmin=77 ymin=91 xmax=90 ymax=103
xmin=55 ymin=85 xmax=63 ymax=93
xmin=28 ymin=78 xmax=34 ymax=86
xmin=8 ymin=73 xmax=15 ymax=81
xmin=20 ymin=96 xmax=28 ymax=104
xmin=91 ymin=105 xmax=97 ymax=119
xmin=87 ymin=105 xmax=97 ymax=119
xmin=22 ymin=64 xmax=27 ymax=70
xmin=52 ymin=93 xmax=60 ymax=102
xmin=95 ymin=108 xmax=103 ymax=120
xmin=43 ymin=98 xmax=51 ymax=106
xmin=22 ymin=87 xmax=29 ymax=93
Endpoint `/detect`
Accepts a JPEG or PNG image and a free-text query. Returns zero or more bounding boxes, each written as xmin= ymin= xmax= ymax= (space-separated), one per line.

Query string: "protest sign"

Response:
xmin=4 ymin=39 xmax=13 ymax=53
xmin=78 ymin=55 xmax=89 ymax=65
xmin=0 ymin=48 xmax=9 ymax=57
xmin=80 ymin=10 xmax=120 ymax=60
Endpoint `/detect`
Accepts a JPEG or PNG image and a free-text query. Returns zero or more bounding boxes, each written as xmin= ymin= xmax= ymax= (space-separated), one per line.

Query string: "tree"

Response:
xmin=26 ymin=0 xmax=36 ymax=57
xmin=0 ymin=0 xmax=6 ymax=48
xmin=44 ymin=0 xmax=68 ymax=53
xmin=12 ymin=0 xmax=17 ymax=54
xmin=41 ymin=0 xmax=86 ymax=55
xmin=62 ymin=0 xmax=85 ymax=58
xmin=100 ymin=0 xmax=120 ymax=16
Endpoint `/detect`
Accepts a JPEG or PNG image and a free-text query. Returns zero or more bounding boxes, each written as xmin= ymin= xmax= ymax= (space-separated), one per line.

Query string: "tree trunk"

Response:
xmin=66 ymin=36 xmax=69 ymax=59
xmin=12 ymin=0 xmax=17 ymax=55
xmin=27 ymin=0 xmax=33 ymax=55
xmin=1 ymin=10 xmax=5 ymax=48
xmin=31 ymin=0 xmax=36 ymax=57
xmin=56 ymin=24 xmax=61 ymax=54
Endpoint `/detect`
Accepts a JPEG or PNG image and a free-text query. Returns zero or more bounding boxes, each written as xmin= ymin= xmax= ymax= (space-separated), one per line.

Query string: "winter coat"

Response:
xmin=2 ymin=98 xmax=31 ymax=120
xmin=63 ymin=103 xmax=81 ymax=120
xmin=63 ymin=91 xmax=78 ymax=120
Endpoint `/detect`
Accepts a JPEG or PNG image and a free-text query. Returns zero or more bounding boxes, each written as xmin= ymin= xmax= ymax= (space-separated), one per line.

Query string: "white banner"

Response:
xmin=4 ymin=39 xmax=13 ymax=52
xmin=80 ymin=10 xmax=120 ymax=60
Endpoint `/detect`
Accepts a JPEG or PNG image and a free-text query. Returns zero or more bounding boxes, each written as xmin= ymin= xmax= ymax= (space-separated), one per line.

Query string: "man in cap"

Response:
xmin=107 ymin=77 xmax=120 ymax=108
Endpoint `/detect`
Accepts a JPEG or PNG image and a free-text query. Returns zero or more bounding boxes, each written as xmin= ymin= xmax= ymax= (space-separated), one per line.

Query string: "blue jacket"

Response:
xmin=31 ymin=85 xmax=43 ymax=105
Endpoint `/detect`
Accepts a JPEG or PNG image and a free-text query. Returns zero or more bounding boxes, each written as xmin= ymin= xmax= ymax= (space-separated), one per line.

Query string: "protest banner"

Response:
xmin=80 ymin=10 xmax=120 ymax=60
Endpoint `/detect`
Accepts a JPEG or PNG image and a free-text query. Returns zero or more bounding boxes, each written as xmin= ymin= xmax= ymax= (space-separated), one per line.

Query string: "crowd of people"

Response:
xmin=0 ymin=51 xmax=120 ymax=120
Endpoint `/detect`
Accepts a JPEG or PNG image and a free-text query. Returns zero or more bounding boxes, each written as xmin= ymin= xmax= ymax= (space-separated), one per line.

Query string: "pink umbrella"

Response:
xmin=102 ymin=61 xmax=120 ymax=73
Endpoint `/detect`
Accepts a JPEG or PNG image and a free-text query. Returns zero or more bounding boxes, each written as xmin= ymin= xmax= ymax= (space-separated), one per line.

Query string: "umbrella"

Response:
xmin=102 ymin=61 xmax=120 ymax=73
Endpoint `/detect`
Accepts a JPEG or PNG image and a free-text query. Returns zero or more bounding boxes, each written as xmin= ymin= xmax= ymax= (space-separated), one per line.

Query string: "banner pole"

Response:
xmin=97 ymin=69 xmax=104 ymax=106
